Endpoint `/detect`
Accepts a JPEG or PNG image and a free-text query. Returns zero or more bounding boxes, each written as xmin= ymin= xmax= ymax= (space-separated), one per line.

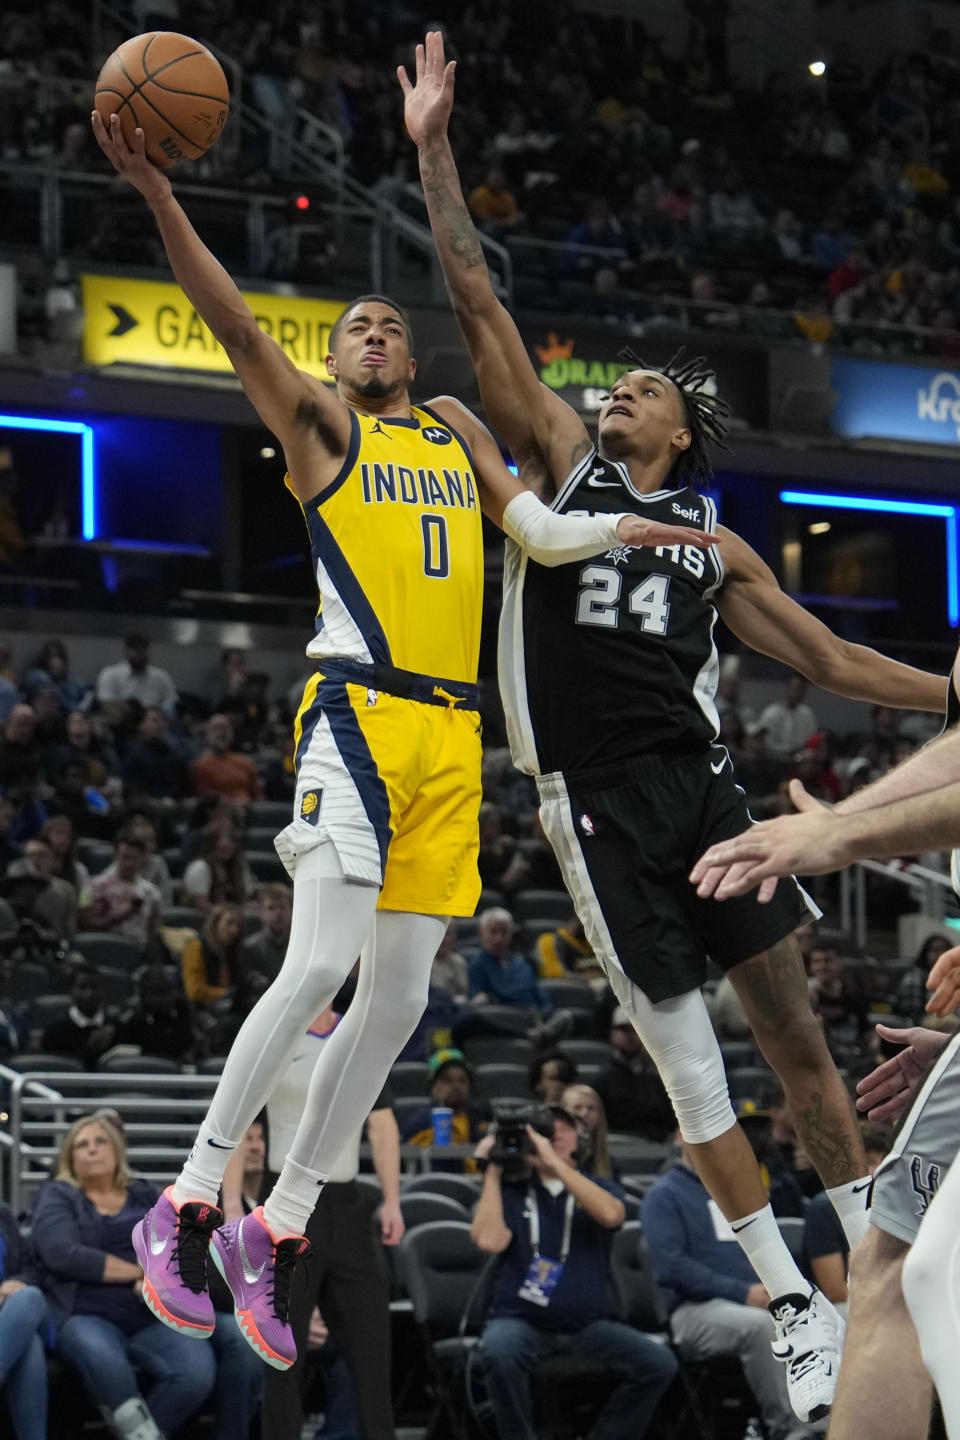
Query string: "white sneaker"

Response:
xmin=769 ymin=1289 xmax=845 ymax=1422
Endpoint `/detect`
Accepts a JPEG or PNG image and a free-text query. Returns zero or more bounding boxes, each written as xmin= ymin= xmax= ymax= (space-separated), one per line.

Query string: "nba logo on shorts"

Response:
xmin=300 ymin=790 xmax=323 ymax=826
xmin=579 ymin=813 xmax=595 ymax=837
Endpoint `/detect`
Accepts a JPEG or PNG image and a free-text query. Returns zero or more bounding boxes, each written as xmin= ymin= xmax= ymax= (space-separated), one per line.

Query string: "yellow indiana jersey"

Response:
xmin=288 ymin=404 xmax=484 ymax=684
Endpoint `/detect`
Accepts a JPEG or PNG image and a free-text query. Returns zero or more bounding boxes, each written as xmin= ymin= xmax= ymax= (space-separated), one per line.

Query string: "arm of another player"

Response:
xmin=432 ymin=396 xmax=720 ymax=562
xmin=90 ymin=112 xmax=350 ymax=488
xmin=692 ymin=772 xmax=960 ymax=900
xmin=399 ymin=32 xmax=590 ymax=495
xmin=367 ymin=1104 xmax=405 ymax=1246
xmin=716 ymin=527 xmax=948 ymax=711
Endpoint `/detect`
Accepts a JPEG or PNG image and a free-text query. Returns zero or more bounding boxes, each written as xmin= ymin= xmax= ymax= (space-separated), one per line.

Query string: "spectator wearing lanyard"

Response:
xmin=472 ymin=1105 xmax=677 ymax=1440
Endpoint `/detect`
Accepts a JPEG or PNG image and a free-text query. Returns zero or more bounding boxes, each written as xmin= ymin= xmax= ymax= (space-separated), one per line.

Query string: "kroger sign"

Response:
xmin=832 ymin=355 xmax=960 ymax=445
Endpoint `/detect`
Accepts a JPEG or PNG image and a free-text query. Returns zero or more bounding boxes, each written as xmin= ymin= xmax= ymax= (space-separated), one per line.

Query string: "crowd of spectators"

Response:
xmin=0 ymin=623 xmax=949 ymax=1434
xmin=4 ymin=1 xmax=960 ymax=353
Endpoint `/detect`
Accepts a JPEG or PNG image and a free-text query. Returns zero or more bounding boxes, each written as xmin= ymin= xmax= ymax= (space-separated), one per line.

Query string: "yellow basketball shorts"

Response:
xmin=275 ymin=672 xmax=482 ymax=917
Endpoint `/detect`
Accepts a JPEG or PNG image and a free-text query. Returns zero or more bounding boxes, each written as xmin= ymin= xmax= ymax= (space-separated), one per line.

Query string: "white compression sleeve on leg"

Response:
xmin=264 ymin=910 xmax=445 ymax=1235
xmin=902 ymin=1152 xmax=960 ymax=1437
xmin=173 ymin=842 xmax=379 ymax=1208
xmin=502 ymin=490 xmax=626 ymax=566
xmin=605 ymin=969 xmax=737 ymax=1143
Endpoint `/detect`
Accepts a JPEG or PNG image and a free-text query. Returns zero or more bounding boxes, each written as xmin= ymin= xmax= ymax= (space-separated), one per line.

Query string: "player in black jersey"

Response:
xmin=400 ymin=32 xmax=949 ymax=1426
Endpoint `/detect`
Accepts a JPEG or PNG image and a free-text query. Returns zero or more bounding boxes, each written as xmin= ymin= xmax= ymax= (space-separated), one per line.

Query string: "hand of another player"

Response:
xmin=0 ymin=1279 xmax=26 ymax=1306
xmin=380 ymin=1197 xmax=405 ymax=1247
xmin=616 ymin=516 xmax=720 ymax=552
xmin=745 ymin=1283 xmax=771 ymax=1308
xmin=90 ymin=111 xmax=172 ymax=205
xmin=926 ymin=944 xmax=960 ymax=1017
xmin=398 ymin=30 xmax=456 ymax=147
xmin=689 ymin=780 xmax=845 ymax=902
xmin=855 ymin=1024 xmax=949 ymax=1122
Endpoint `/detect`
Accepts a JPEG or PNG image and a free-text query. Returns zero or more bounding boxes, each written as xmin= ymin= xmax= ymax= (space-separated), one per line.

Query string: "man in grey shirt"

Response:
xmin=239 ymin=884 xmax=292 ymax=984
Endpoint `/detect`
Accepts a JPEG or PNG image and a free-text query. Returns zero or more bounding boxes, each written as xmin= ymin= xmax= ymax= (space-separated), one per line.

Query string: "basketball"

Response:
xmin=94 ymin=31 xmax=230 ymax=168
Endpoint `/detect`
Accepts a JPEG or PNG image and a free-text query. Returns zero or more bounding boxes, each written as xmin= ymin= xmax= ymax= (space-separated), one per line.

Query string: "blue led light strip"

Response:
xmin=0 ymin=414 xmax=97 ymax=540
xmin=780 ymin=489 xmax=959 ymax=628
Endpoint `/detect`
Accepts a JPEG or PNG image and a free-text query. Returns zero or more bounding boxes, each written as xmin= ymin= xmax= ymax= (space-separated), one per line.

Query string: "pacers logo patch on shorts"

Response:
xmin=300 ymin=790 xmax=323 ymax=826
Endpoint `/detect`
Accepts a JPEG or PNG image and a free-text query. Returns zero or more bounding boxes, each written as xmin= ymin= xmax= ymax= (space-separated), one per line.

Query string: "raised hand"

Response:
xmin=690 ymin=780 xmax=843 ymax=901
xmin=617 ymin=516 xmax=720 ymax=551
xmin=90 ymin=111 xmax=171 ymax=206
xmin=855 ymin=1024 xmax=949 ymax=1122
xmin=926 ymin=943 xmax=960 ymax=1017
xmin=397 ymin=30 xmax=457 ymax=147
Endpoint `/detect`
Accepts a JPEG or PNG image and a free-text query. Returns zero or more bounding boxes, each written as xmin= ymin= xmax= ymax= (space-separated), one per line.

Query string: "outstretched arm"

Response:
xmin=717 ymin=527 xmax=947 ymax=712
xmin=90 ymin=112 xmax=350 ymax=498
xmin=399 ymin=33 xmax=589 ymax=495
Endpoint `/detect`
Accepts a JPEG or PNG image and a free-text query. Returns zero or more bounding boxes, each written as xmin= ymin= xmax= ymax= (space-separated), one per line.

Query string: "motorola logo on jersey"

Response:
xmin=422 ymin=426 xmax=452 ymax=445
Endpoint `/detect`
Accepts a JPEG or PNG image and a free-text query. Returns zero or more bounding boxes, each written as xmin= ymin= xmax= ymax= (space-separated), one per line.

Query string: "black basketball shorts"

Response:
xmin=537 ymin=744 xmax=817 ymax=1003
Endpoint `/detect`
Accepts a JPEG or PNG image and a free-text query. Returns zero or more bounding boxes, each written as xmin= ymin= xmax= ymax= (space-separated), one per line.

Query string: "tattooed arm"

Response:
xmin=399 ymin=32 xmax=590 ymax=498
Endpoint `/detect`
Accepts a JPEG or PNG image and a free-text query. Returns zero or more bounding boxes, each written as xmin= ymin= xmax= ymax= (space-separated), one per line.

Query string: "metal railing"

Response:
xmin=3 ymin=1068 xmax=220 ymax=1214
xmin=839 ymin=858 xmax=957 ymax=952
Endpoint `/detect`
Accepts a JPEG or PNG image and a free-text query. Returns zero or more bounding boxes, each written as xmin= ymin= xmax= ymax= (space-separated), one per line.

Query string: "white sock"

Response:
xmin=731 ymin=1203 xmax=812 ymax=1301
xmin=173 ymin=1124 xmax=237 ymax=1209
xmin=262 ymin=1156 xmax=322 ymax=1237
xmin=826 ymin=1176 xmax=872 ymax=1251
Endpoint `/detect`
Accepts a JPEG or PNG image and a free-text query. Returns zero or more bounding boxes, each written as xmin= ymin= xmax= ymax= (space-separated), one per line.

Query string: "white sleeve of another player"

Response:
xmin=502 ymin=490 xmax=625 ymax=567
xmin=901 ymin=1148 xmax=960 ymax=1434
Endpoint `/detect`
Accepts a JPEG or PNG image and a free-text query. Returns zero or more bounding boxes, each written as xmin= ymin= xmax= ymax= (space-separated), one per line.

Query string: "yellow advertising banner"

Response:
xmin=81 ymin=274 xmax=344 ymax=382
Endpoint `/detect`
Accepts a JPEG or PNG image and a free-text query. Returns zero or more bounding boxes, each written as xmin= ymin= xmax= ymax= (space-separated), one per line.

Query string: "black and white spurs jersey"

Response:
xmin=499 ymin=449 xmax=725 ymax=776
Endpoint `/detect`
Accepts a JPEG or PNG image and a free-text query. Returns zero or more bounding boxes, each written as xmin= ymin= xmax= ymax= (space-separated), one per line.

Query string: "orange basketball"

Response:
xmin=94 ymin=31 xmax=230 ymax=168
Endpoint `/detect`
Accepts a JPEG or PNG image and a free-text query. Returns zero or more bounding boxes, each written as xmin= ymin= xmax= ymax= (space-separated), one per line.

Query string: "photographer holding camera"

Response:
xmin=472 ymin=1106 xmax=676 ymax=1440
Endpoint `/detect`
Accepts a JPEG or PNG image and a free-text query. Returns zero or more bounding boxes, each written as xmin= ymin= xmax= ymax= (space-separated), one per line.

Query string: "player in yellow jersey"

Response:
xmin=92 ymin=110 xmax=717 ymax=1371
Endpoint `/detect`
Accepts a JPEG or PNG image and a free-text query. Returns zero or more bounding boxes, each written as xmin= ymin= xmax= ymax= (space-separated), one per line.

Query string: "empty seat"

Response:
xmin=512 ymin=891 xmax=571 ymax=922
xmin=72 ymin=933 xmax=145 ymax=973
xmin=474 ymin=1063 xmax=531 ymax=1101
xmin=390 ymin=1062 xmax=429 ymax=1098
xmin=248 ymin=801 xmax=292 ymax=830
xmin=96 ymin=965 xmax=135 ymax=1006
xmin=461 ymin=1036 xmax=534 ymax=1068
xmin=539 ymin=979 xmax=595 ymax=1012
xmin=402 ymin=1173 xmax=481 ymax=1210
xmin=10 ymin=1053 xmax=85 ymax=1074
xmin=161 ymin=906 xmax=204 ymax=932
xmin=246 ymin=851 xmax=287 ymax=884
xmin=398 ymin=1193 xmax=470 ymax=1229
xmin=9 ymin=960 xmax=54 ymax=1002
xmin=243 ymin=827 xmax=281 ymax=852
xmin=28 ymin=994 xmax=72 ymax=1028
xmin=97 ymin=1053 xmax=181 ymax=1075
xmin=560 ymin=1039 xmax=610 ymax=1068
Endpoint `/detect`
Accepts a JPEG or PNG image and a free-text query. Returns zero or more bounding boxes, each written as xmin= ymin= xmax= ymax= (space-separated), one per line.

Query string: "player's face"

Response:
xmin=327 ymin=304 xmax=415 ymax=400
xmin=597 ymin=370 xmax=690 ymax=466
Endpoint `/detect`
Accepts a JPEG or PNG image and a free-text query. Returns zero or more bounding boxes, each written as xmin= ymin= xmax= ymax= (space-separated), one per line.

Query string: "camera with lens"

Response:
xmin=487 ymin=1104 xmax=557 ymax=1183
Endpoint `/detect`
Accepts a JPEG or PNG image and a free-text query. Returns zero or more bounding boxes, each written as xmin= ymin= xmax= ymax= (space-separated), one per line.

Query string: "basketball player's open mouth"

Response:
xmin=362 ymin=352 xmax=387 ymax=365
xmin=606 ymin=404 xmax=632 ymax=418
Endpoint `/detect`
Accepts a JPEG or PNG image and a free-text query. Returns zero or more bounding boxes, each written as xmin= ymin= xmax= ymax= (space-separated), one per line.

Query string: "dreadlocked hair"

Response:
xmin=618 ymin=345 xmax=731 ymax=486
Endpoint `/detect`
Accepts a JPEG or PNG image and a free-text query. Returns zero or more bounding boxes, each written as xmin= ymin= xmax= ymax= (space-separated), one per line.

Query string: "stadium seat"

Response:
xmin=248 ymin=801 xmax=292 ymax=830
xmin=461 ymin=1036 xmax=534 ymax=1068
xmin=560 ymin=1038 xmax=610 ymax=1068
xmin=97 ymin=1053 xmax=180 ymax=1075
xmin=512 ymin=891 xmax=571 ymax=923
xmin=198 ymin=1056 xmax=227 ymax=1074
xmin=72 ymin=932 xmax=145 ymax=973
xmin=473 ymin=1063 xmax=531 ymax=1101
xmin=75 ymin=839 xmax=114 ymax=875
xmin=402 ymin=1173 xmax=481 ymax=1210
xmin=398 ymin=1193 xmax=470 ymax=1229
xmin=246 ymin=850 xmax=287 ymax=883
xmin=397 ymin=1221 xmax=492 ymax=1440
xmin=243 ymin=826 xmax=281 ymax=852
xmin=95 ymin=965 xmax=135 ymax=1006
xmin=161 ymin=906 xmax=204 ymax=931
xmin=28 ymin=995 xmax=72 ymax=1029
xmin=10 ymin=1053 xmax=85 ymax=1074
xmin=725 ymin=1066 xmax=774 ymax=1105
xmin=390 ymin=1061 xmax=429 ymax=1098
xmin=538 ymin=979 xmax=595 ymax=1012
xmin=9 ymin=960 xmax=53 ymax=1002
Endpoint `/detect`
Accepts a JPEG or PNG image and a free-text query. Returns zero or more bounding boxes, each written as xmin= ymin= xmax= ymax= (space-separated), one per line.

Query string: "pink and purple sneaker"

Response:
xmin=132 ymin=1186 xmax=220 ymax=1338
xmin=209 ymin=1206 xmax=310 ymax=1370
